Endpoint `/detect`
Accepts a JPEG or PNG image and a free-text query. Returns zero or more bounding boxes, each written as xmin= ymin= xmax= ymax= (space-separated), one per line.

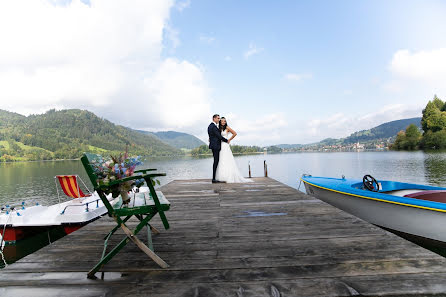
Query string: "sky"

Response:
xmin=0 ymin=0 xmax=446 ymax=145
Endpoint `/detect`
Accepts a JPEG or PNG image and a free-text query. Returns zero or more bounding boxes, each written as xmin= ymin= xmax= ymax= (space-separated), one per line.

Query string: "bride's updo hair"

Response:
xmin=219 ymin=117 xmax=227 ymax=132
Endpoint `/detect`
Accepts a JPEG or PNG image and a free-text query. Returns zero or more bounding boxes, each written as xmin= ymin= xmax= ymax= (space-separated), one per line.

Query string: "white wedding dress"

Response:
xmin=215 ymin=130 xmax=252 ymax=183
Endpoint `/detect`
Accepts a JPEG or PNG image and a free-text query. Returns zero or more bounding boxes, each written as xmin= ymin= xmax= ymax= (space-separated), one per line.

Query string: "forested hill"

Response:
xmin=276 ymin=117 xmax=422 ymax=149
xmin=0 ymin=109 xmax=181 ymax=161
xmin=342 ymin=117 xmax=422 ymax=144
xmin=154 ymin=131 xmax=205 ymax=150
xmin=137 ymin=130 xmax=205 ymax=150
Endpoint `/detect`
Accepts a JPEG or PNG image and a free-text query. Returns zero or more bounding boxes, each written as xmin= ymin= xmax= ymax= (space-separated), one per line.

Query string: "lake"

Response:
xmin=1 ymin=151 xmax=446 ymax=266
xmin=1 ymin=151 xmax=446 ymax=206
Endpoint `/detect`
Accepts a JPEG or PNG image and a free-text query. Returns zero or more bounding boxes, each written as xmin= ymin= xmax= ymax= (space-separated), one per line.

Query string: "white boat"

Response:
xmin=0 ymin=174 xmax=160 ymax=244
xmin=301 ymin=174 xmax=446 ymax=253
xmin=0 ymin=191 xmax=116 ymax=243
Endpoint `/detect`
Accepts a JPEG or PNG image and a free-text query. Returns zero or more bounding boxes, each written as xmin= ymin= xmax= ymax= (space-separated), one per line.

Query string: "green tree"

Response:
xmin=421 ymin=100 xmax=446 ymax=133
xmin=393 ymin=131 xmax=407 ymax=150
xmin=266 ymin=146 xmax=283 ymax=153
xmin=432 ymin=95 xmax=445 ymax=110
xmin=420 ymin=130 xmax=446 ymax=149
xmin=191 ymin=145 xmax=211 ymax=156
xmin=418 ymin=95 xmax=446 ymax=150
xmin=404 ymin=124 xmax=421 ymax=150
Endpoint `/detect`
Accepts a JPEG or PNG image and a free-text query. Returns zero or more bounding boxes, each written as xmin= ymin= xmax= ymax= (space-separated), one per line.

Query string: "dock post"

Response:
xmin=264 ymin=160 xmax=268 ymax=177
xmin=248 ymin=162 xmax=252 ymax=178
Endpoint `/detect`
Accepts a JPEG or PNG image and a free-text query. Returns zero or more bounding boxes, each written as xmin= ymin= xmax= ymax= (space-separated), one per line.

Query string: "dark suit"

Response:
xmin=208 ymin=123 xmax=228 ymax=180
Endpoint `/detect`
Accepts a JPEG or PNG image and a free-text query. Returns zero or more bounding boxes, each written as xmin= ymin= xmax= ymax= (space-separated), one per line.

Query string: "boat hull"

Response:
xmin=0 ymin=221 xmax=91 ymax=243
xmin=303 ymin=181 xmax=446 ymax=245
xmin=0 ymin=226 xmax=68 ymax=267
xmin=0 ymin=187 xmax=163 ymax=243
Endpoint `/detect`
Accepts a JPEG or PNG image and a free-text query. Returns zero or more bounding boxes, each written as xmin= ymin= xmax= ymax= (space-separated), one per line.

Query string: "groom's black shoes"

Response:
xmin=212 ymin=180 xmax=226 ymax=183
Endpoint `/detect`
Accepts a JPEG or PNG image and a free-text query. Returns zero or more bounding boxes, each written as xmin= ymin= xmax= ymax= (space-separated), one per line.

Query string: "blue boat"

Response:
xmin=301 ymin=174 xmax=446 ymax=254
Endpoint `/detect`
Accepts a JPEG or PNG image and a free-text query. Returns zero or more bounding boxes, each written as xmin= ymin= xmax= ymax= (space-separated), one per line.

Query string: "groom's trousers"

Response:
xmin=212 ymin=149 xmax=220 ymax=180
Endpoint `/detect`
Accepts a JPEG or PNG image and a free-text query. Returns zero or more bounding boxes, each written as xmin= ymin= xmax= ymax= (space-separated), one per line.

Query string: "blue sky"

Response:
xmin=0 ymin=0 xmax=445 ymax=145
xmin=166 ymin=0 xmax=446 ymax=143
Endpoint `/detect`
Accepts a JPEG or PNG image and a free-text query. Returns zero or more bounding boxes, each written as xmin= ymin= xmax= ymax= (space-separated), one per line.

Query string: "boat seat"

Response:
xmin=385 ymin=189 xmax=421 ymax=197
xmin=55 ymin=175 xmax=92 ymax=201
xmin=404 ymin=190 xmax=446 ymax=203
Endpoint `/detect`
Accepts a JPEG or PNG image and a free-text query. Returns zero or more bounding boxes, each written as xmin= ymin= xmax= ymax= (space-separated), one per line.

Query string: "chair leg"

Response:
xmin=147 ymin=222 xmax=154 ymax=251
xmin=136 ymin=215 xmax=160 ymax=249
xmin=88 ymin=235 xmax=130 ymax=279
xmin=104 ymin=215 xmax=132 ymax=240
xmin=87 ymin=214 xmax=167 ymax=279
xmin=120 ymin=223 xmax=168 ymax=268
xmin=149 ymin=224 xmax=160 ymax=234
xmin=148 ymin=223 xmax=160 ymax=250
xmin=135 ymin=214 xmax=157 ymax=249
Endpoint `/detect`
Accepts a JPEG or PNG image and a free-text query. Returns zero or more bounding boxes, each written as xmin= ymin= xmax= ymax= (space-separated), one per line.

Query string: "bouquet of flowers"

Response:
xmin=90 ymin=150 xmax=145 ymax=205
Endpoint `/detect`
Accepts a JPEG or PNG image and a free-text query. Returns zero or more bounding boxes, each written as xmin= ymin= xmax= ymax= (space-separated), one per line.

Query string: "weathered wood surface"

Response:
xmin=2 ymin=177 xmax=446 ymax=296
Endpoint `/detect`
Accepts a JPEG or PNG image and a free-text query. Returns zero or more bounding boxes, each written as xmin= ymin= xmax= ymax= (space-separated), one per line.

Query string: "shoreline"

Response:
xmin=0 ymin=154 xmax=186 ymax=164
xmin=3 ymin=149 xmax=442 ymax=164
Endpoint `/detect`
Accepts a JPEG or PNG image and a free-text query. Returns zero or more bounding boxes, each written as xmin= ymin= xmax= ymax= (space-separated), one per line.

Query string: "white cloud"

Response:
xmin=175 ymin=0 xmax=190 ymax=11
xmin=197 ymin=104 xmax=422 ymax=146
xmin=284 ymin=73 xmax=312 ymax=81
xmin=144 ymin=58 xmax=211 ymax=130
xmin=0 ymin=0 xmax=210 ymax=135
xmin=390 ymin=48 xmax=446 ymax=82
xmin=164 ymin=24 xmax=181 ymax=51
xmin=244 ymin=43 xmax=264 ymax=59
xmin=303 ymin=104 xmax=422 ymax=143
xmin=386 ymin=48 xmax=446 ymax=97
xmin=199 ymin=34 xmax=216 ymax=44
xmin=307 ymin=113 xmax=349 ymax=138
xmin=304 ymin=47 xmax=446 ymax=145
xmin=213 ymin=113 xmax=287 ymax=146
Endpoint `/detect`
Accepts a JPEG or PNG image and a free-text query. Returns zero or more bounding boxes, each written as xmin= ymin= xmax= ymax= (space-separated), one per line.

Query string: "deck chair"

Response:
xmin=80 ymin=153 xmax=170 ymax=279
xmin=54 ymin=175 xmax=92 ymax=203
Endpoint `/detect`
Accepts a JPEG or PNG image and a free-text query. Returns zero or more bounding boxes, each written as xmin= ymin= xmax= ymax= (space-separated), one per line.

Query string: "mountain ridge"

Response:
xmin=137 ymin=130 xmax=205 ymax=150
xmin=0 ymin=108 xmax=195 ymax=161
xmin=277 ymin=117 xmax=422 ymax=149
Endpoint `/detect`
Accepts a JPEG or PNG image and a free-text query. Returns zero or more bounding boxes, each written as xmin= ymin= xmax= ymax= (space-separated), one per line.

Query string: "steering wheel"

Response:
xmin=363 ymin=174 xmax=379 ymax=192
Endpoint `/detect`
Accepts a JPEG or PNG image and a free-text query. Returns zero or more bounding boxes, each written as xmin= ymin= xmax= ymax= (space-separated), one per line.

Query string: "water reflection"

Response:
xmin=0 ymin=160 xmax=88 ymax=206
xmin=2 ymin=151 xmax=446 ymax=207
xmin=424 ymin=152 xmax=446 ymax=186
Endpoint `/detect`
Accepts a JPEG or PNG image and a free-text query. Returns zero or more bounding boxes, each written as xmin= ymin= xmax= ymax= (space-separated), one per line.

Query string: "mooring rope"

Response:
xmin=0 ymin=211 xmax=13 ymax=267
xmin=0 ymin=243 xmax=7 ymax=268
xmin=0 ymin=211 xmax=12 ymax=248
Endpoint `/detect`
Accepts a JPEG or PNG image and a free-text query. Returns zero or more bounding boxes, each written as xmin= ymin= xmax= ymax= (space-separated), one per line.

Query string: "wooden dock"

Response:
xmin=2 ymin=177 xmax=446 ymax=296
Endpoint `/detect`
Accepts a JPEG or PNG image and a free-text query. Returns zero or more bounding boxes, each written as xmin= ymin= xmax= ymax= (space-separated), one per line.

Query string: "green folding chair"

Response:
xmin=80 ymin=153 xmax=170 ymax=279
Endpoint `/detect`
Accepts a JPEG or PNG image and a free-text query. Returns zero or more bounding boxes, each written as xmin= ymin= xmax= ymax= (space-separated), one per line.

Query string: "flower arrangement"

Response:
xmin=90 ymin=150 xmax=146 ymax=205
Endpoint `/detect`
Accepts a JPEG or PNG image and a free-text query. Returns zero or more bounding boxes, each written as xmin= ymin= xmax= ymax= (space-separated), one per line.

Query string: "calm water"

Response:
xmin=1 ymin=151 xmax=446 ymax=267
xmin=1 ymin=151 xmax=446 ymax=206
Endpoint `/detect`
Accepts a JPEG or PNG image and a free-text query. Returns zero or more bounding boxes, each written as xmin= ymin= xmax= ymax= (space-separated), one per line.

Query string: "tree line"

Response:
xmin=392 ymin=95 xmax=446 ymax=150
xmin=191 ymin=144 xmax=283 ymax=156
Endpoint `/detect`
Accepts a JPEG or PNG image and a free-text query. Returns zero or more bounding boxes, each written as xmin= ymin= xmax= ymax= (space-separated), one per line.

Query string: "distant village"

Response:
xmin=278 ymin=139 xmax=392 ymax=153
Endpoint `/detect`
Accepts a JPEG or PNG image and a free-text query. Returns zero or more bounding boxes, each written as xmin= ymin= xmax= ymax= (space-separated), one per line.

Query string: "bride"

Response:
xmin=215 ymin=117 xmax=252 ymax=183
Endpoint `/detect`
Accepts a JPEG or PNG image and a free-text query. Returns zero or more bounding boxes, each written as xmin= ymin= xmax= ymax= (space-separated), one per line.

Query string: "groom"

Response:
xmin=208 ymin=114 xmax=229 ymax=183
